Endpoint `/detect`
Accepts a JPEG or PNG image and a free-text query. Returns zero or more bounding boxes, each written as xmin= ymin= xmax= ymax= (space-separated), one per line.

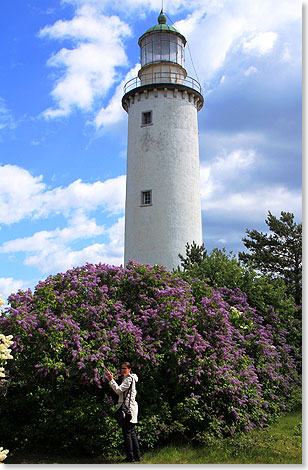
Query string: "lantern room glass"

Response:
xmin=140 ymin=32 xmax=185 ymax=68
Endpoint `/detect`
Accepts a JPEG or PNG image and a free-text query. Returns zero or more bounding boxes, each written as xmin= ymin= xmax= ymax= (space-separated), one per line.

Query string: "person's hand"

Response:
xmin=107 ymin=371 xmax=113 ymax=381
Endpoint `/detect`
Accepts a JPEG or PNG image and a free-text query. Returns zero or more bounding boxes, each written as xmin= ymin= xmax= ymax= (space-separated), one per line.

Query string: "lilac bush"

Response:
xmin=0 ymin=262 xmax=301 ymax=455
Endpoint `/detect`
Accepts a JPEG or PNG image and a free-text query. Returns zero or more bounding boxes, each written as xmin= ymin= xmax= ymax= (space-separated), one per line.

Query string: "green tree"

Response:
xmin=176 ymin=245 xmax=301 ymax=370
xmin=239 ymin=211 xmax=302 ymax=304
xmin=177 ymin=241 xmax=207 ymax=271
xmin=177 ymin=245 xmax=293 ymax=316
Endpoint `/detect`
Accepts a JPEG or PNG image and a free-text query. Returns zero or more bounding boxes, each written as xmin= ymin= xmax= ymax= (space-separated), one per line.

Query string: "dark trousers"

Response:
xmin=122 ymin=422 xmax=140 ymax=461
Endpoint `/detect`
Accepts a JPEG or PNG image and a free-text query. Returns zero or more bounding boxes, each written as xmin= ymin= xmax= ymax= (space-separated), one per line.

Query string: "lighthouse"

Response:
xmin=122 ymin=11 xmax=204 ymax=270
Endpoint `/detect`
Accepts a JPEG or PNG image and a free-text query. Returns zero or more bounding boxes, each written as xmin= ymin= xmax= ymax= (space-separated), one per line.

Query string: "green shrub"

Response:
xmin=0 ymin=262 xmax=301 ymax=456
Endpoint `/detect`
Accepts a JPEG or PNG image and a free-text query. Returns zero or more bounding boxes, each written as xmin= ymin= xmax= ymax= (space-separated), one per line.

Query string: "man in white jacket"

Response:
xmin=107 ymin=362 xmax=141 ymax=463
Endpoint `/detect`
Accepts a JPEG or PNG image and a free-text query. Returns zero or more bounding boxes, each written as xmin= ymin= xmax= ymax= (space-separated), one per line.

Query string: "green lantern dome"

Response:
xmin=139 ymin=10 xmax=186 ymax=45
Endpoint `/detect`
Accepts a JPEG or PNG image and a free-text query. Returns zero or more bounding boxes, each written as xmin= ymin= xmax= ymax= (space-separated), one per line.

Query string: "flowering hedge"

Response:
xmin=0 ymin=262 xmax=301 ymax=456
xmin=0 ymin=295 xmax=14 ymax=463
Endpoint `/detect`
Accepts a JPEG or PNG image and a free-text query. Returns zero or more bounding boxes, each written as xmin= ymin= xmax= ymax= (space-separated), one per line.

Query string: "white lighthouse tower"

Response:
xmin=122 ymin=11 xmax=204 ymax=270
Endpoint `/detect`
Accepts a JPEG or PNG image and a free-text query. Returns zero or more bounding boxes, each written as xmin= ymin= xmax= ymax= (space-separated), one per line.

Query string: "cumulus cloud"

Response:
xmin=0 ymin=210 xmax=105 ymax=254
xmin=37 ymin=175 xmax=126 ymax=217
xmin=38 ymin=0 xmax=300 ymax=125
xmin=0 ymin=214 xmax=124 ymax=274
xmin=205 ymin=186 xmax=301 ymax=220
xmin=2 ymin=0 xmax=300 ymax=283
xmin=63 ymin=0 xmax=301 ymax=25
xmin=0 ymin=163 xmax=126 ymax=276
xmin=244 ymin=65 xmax=258 ymax=76
xmin=242 ymin=32 xmax=277 ymax=56
xmin=0 ymin=277 xmax=30 ymax=303
xmin=0 ymin=164 xmax=126 ymax=224
xmin=200 ymin=150 xmax=302 ymax=223
xmin=40 ymin=4 xmax=132 ymax=118
xmin=94 ymin=63 xmax=140 ymax=128
xmin=174 ymin=0 xmax=300 ymax=82
xmin=200 ymin=145 xmax=301 ymax=250
xmin=37 ymin=239 xmax=124 ymax=272
xmin=0 ymin=165 xmax=46 ymax=224
xmin=200 ymin=149 xmax=256 ymax=199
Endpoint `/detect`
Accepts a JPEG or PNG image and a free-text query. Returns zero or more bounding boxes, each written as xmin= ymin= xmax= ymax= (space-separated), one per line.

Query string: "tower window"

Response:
xmin=142 ymin=111 xmax=152 ymax=126
xmin=141 ymin=190 xmax=152 ymax=206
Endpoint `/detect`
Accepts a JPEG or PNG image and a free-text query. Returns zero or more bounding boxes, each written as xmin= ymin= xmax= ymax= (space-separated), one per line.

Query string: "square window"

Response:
xmin=142 ymin=111 xmax=152 ymax=126
xmin=141 ymin=190 xmax=152 ymax=206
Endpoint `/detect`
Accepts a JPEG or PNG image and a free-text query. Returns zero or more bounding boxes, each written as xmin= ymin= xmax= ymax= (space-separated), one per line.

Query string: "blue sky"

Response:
xmin=0 ymin=0 xmax=302 ymax=301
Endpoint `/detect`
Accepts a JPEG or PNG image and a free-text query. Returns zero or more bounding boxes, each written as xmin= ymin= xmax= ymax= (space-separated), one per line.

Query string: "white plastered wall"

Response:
xmin=124 ymin=87 xmax=202 ymax=271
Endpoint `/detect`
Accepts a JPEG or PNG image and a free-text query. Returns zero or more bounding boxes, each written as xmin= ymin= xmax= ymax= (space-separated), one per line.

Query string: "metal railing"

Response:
xmin=123 ymin=72 xmax=202 ymax=95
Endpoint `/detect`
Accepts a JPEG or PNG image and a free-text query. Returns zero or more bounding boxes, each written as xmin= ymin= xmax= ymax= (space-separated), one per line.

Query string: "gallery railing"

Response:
xmin=124 ymin=72 xmax=202 ymax=95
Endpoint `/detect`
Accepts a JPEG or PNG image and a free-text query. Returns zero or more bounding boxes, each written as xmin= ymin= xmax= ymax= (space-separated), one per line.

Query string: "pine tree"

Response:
xmin=178 ymin=241 xmax=207 ymax=271
xmin=239 ymin=211 xmax=302 ymax=304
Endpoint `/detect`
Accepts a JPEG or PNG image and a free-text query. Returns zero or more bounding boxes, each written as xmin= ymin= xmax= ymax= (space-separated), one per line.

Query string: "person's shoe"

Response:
xmin=122 ymin=457 xmax=134 ymax=463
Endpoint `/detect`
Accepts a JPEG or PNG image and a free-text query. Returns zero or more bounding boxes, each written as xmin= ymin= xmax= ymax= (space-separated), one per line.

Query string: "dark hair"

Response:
xmin=121 ymin=361 xmax=132 ymax=370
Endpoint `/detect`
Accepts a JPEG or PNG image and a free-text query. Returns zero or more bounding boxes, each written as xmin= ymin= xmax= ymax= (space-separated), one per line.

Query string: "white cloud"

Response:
xmin=199 ymin=131 xmax=266 ymax=155
xmin=37 ymin=175 xmax=126 ymax=217
xmin=242 ymin=32 xmax=277 ymax=56
xmin=200 ymin=149 xmax=256 ymax=203
xmin=244 ymin=65 xmax=258 ymax=76
xmin=40 ymin=5 xmax=131 ymax=118
xmin=0 ymin=210 xmax=105 ymax=254
xmin=281 ymin=42 xmax=292 ymax=63
xmin=94 ymin=63 xmax=140 ymax=128
xmin=39 ymin=0 xmax=301 ymax=119
xmin=51 ymin=241 xmax=123 ymax=269
xmin=200 ymin=150 xmax=255 ymax=210
xmin=63 ymin=0 xmax=301 ymax=23
xmin=204 ymin=186 xmax=302 ymax=221
xmin=0 ymin=165 xmax=46 ymax=224
xmin=173 ymin=0 xmax=300 ymax=82
xmin=1 ymin=214 xmax=124 ymax=274
xmin=0 ymin=164 xmax=126 ymax=224
xmin=200 ymin=150 xmax=302 ymax=222
xmin=176 ymin=10 xmax=245 ymax=81
xmin=202 ymin=149 xmax=256 ymax=179
xmin=0 ymin=163 xmax=126 ymax=275
xmin=0 ymin=277 xmax=29 ymax=303
xmin=105 ymin=216 xmax=124 ymax=257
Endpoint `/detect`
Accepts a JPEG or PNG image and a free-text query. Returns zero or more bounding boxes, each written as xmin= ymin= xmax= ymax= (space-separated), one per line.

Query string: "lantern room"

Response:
xmin=137 ymin=11 xmax=187 ymax=86
xmin=138 ymin=11 xmax=186 ymax=68
xmin=140 ymin=32 xmax=185 ymax=68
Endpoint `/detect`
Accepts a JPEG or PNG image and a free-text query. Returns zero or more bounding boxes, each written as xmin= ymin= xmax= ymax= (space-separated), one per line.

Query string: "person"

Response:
xmin=107 ymin=362 xmax=141 ymax=463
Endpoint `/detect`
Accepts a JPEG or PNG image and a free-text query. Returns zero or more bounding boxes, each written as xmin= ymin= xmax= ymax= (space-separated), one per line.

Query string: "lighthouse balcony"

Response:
xmin=123 ymin=71 xmax=202 ymax=95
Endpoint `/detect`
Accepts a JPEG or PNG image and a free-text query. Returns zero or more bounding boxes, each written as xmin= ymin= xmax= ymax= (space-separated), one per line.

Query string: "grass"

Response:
xmin=5 ymin=411 xmax=302 ymax=465
xmin=142 ymin=411 xmax=302 ymax=464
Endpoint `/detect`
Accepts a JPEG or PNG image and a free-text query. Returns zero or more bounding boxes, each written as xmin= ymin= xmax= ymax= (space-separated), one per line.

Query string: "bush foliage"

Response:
xmin=177 ymin=246 xmax=301 ymax=366
xmin=0 ymin=261 xmax=301 ymax=456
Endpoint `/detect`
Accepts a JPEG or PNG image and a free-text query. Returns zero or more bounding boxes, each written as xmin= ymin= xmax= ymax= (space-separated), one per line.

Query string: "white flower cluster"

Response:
xmin=0 ymin=295 xmax=12 ymax=463
xmin=0 ymin=448 xmax=9 ymax=463
xmin=230 ymin=306 xmax=242 ymax=318
xmin=0 ymin=333 xmax=14 ymax=378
